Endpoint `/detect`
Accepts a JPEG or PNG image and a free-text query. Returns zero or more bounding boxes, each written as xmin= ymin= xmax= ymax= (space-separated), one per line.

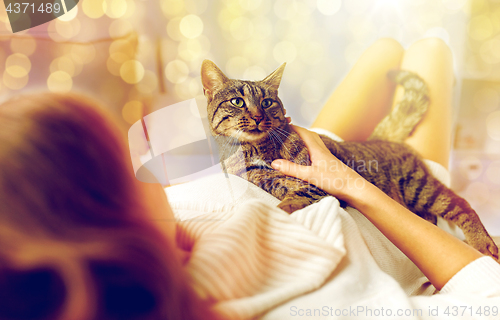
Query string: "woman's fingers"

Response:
xmin=291 ymin=125 xmax=322 ymax=146
xmin=290 ymin=125 xmax=330 ymax=157
xmin=271 ymin=159 xmax=311 ymax=181
xmin=290 ymin=125 xmax=336 ymax=165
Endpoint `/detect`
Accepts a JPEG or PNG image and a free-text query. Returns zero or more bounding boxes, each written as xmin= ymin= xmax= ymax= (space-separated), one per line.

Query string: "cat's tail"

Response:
xmin=368 ymin=70 xmax=430 ymax=143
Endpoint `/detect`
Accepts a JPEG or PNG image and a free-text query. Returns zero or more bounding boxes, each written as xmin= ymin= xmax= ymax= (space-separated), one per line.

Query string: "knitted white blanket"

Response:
xmin=166 ymin=173 xmax=438 ymax=319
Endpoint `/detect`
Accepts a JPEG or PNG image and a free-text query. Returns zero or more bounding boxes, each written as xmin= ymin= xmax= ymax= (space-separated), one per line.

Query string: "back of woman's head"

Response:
xmin=0 ymin=93 xmax=218 ymax=320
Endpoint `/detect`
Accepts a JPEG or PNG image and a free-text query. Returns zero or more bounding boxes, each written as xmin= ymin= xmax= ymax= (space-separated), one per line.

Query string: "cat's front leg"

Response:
xmin=247 ymin=169 xmax=328 ymax=214
xmin=277 ymin=196 xmax=316 ymax=214
xmin=413 ymin=183 xmax=498 ymax=260
xmin=463 ymin=228 xmax=499 ymax=261
xmin=277 ymin=184 xmax=329 ymax=214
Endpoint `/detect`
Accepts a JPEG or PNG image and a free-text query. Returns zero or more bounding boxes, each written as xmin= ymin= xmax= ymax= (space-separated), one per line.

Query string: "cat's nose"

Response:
xmin=253 ymin=115 xmax=263 ymax=124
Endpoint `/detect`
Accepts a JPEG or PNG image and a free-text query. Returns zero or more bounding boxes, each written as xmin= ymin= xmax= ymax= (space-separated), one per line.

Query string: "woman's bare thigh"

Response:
xmin=311 ymin=38 xmax=404 ymax=141
xmin=394 ymin=38 xmax=455 ymax=169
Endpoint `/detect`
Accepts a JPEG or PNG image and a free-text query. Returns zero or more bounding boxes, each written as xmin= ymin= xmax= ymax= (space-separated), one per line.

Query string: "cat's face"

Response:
xmin=201 ymin=60 xmax=287 ymax=143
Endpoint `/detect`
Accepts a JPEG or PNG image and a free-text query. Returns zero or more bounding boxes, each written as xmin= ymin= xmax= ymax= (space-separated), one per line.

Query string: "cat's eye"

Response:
xmin=262 ymin=99 xmax=273 ymax=108
xmin=230 ymin=98 xmax=245 ymax=108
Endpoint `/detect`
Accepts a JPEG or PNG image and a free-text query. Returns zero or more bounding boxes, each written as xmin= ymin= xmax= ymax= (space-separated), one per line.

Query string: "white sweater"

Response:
xmin=167 ymin=173 xmax=500 ymax=320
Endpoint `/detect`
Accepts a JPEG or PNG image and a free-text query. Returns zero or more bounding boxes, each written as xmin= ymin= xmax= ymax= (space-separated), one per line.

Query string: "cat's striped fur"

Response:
xmin=201 ymin=59 xmax=498 ymax=260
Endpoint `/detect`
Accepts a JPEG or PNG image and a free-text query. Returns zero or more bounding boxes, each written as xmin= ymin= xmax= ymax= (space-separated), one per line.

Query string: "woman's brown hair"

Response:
xmin=0 ymin=93 xmax=219 ymax=320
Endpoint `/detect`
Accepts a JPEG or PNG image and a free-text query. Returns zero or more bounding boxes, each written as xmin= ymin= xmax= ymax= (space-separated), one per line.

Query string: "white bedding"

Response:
xmin=165 ymin=173 xmax=498 ymax=320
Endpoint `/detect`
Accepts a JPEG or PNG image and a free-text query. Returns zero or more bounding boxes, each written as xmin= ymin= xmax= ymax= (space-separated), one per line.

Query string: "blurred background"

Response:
xmin=0 ymin=0 xmax=499 ymax=234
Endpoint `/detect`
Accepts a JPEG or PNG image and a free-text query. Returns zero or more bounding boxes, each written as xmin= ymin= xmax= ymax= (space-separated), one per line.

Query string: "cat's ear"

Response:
xmin=261 ymin=63 xmax=286 ymax=90
xmin=201 ymin=60 xmax=229 ymax=97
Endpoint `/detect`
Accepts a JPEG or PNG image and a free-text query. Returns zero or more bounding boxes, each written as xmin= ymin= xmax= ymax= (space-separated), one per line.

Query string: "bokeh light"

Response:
xmin=179 ymin=14 xmax=204 ymax=39
xmin=317 ymin=0 xmax=342 ymax=16
xmin=479 ymin=37 xmax=500 ymax=64
xmin=82 ymin=0 xmax=105 ymax=19
xmin=47 ymin=71 xmax=72 ymax=92
xmin=122 ymin=100 xmax=144 ymax=124
xmin=120 ymin=60 xmax=145 ymax=84
xmin=54 ymin=19 xmax=82 ymax=39
xmin=2 ymin=71 xmax=28 ymax=90
xmin=167 ymin=17 xmax=184 ymax=41
xmin=161 ymin=0 xmax=185 ymax=17
xmin=104 ymin=0 xmax=128 ymax=18
xmin=165 ymin=60 xmax=189 ymax=83
xmin=50 ymin=56 xmax=82 ymax=77
xmin=109 ymin=39 xmax=135 ymax=60
xmin=174 ymin=79 xmax=197 ymax=100
xmin=178 ymin=37 xmax=210 ymax=61
xmin=5 ymin=53 xmax=31 ymax=78
xmin=107 ymin=54 xmax=125 ymax=76
xmin=230 ymin=17 xmax=254 ymax=41
xmin=468 ymin=15 xmax=493 ymax=41
xmin=239 ymin=0 xmax=262 ymax=11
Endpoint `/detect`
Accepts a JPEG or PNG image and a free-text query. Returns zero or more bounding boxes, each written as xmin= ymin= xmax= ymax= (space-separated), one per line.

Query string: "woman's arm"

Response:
xmin=346 ymin=181 xmax=482 ymax=290
xmin=271 ymin=125 xmax=484 ymax=290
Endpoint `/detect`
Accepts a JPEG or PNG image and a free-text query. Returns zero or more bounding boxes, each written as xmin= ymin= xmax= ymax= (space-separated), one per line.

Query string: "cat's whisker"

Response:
xmin=217 ymin=135 xmax=235 ymax=155
xmin=269 ymin=130 xmax=293 ymax=159
xmin=268 ymin=131 xmax=279 ymax=152
xmin=276 ymin=129 xmax=300 ymax=155
xmin=272 ymin=128 xmax=300 ymax=156
xmin=223 ymin=123 xmax=243 ymax=132
xmin=268 ymin=131 xmax=278 ymax=152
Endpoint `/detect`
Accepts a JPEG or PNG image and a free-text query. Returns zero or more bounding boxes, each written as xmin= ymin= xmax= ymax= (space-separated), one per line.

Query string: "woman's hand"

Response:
xmin=271 ymin=125 xmax=369 ymax=204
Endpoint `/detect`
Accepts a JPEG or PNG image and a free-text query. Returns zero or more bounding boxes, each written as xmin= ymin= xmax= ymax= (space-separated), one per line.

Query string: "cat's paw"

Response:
xmin=466 ymin=235 xmax=499 ymax=260
xmin=277 ymin=199 xmax=309 ymax=214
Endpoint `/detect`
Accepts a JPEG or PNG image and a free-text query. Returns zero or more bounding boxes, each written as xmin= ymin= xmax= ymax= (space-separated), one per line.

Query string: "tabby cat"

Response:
xmin=200 ymin=59 xmax=498 ymax=260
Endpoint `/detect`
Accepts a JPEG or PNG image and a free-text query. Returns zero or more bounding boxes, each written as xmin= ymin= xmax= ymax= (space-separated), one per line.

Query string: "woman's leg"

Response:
xmin=311 ymin=38 xmax=404 ymax=141
xmin=394 ymin=38 xmax=454 ymax=169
